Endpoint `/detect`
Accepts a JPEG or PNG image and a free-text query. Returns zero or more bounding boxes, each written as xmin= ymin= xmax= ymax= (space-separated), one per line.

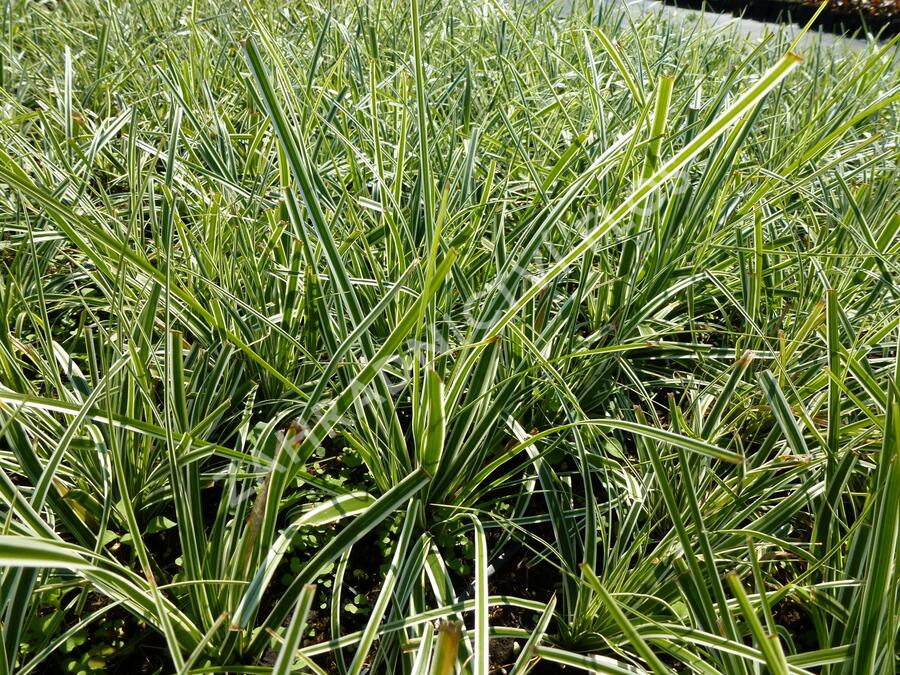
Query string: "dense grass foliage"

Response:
xmin=1 ymin=0 xmax=899 ymax=671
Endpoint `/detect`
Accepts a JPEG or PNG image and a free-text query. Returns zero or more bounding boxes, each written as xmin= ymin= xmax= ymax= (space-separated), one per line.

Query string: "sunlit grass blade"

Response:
xmin=726 ymin=572 xmax=790 ymax=675
xmin=272 ymin=584 xmax=317 ymax=675
xmin=580 ymin=564 xmax=671 ymax=674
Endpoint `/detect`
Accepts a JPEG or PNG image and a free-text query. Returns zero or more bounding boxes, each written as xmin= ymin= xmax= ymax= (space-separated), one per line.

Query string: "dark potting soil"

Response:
xmin=659 ymin=0 xmax=899 ymax=37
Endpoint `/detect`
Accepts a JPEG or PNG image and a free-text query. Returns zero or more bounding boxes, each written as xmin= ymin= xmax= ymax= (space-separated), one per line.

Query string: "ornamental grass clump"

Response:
xmin=0 ymin=0 xmax=898 ymax=672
